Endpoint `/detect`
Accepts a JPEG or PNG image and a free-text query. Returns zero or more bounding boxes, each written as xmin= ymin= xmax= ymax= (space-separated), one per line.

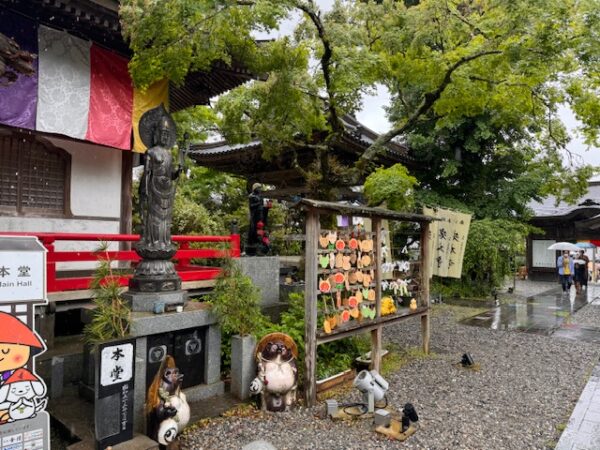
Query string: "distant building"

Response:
xmin=527 ymin=180 xmax=600 ymax=281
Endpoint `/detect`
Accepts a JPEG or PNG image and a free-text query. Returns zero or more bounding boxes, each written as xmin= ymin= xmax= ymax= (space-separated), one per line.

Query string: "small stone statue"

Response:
xmin=246 ymin=183 xmax=272 ymax=256
xmin=131 ymin=104 xmax=186 ymax=293
xmin=250 ymin=333 xmax=298 ymax=412
xmin=146 ymin=355 xmax=190 ymax=448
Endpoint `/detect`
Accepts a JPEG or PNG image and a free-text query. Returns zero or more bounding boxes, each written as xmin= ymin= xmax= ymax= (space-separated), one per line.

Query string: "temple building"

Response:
xmin=188 ymin=115 xmax=418 ymax=199
xmin=527 ymin=178 xmax=600 ymax=281
xmin=0 ymin=0 xmax=253 ymax=241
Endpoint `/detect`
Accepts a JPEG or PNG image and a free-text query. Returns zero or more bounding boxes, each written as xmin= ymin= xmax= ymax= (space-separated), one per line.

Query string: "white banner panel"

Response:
xmin=532 ymin=239 xmax=556 ymax=268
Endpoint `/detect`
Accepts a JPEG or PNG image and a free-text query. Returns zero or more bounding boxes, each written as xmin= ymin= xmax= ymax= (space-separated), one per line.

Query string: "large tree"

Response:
xmin=120 ymin=0 xmax=600 ymax=211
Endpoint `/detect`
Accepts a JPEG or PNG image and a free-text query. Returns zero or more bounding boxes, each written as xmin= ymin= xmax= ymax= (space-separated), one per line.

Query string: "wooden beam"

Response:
xmin=316 ymin=308 xmax=429 ymax=345
xmin=371 ymin=217 xmax=383 ymax=372
xmin=304 ymin=208 xmax=319 ymax=407
xmin=420 ymin=222 xmax=431 ymax=354
xmin=119 ymin=151 xmax=133 ymax=252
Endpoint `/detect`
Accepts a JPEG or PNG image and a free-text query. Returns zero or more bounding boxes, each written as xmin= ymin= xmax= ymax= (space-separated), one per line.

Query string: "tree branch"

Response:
xmin=294 ymin=1 xmax=343 ymax=135
xmin=357 ymin=49 xmax=502 ymax=172
xmin=290 ymin=149 xmax=310 ymax=180
xmin=445 ymin=0 xmax=490 ymax=39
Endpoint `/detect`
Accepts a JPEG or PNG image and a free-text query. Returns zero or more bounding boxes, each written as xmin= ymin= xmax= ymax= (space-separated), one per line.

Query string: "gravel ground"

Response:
xmin=181 ymin=306 xmax=600 ymax=450
xmin=572 ymin=298 xmax=600 ymax=327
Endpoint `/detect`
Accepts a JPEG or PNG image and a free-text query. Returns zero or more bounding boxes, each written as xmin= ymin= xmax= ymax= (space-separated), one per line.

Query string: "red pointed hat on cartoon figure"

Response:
xmin=4 ymin=368 xmax=41 ymax=385
xmin=0 ymin=312 xmax=44 ymax=348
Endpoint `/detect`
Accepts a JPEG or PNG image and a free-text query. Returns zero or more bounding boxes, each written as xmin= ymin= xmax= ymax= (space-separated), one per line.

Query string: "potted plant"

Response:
xmin=208 ymin=259 xmax=267 ymax=400
xmin=80 ymin=243 xmax=131 ymax=400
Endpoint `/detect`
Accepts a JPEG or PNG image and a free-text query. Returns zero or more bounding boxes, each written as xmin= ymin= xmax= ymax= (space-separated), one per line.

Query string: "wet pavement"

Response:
xmin=460 ymin=284 xmax=600 ymax=342
xmin=459 ymin=283 xmax=600 ymax=448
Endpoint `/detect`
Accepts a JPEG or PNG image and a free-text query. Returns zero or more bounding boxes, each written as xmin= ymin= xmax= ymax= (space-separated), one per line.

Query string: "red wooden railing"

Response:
xmin=1 ymin=232 xmax=240 ymax=292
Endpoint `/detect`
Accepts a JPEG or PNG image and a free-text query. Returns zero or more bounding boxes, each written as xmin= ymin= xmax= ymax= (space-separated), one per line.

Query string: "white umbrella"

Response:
xmin=547 ymin=242 xmax=581 ymax=251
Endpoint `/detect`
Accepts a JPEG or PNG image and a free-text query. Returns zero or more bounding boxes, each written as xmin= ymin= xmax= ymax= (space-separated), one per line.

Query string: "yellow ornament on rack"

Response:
xmin=410 ymin=299 xmax=417 ymax=311
xmin=381 ymin=297 xmax=396 ymax=316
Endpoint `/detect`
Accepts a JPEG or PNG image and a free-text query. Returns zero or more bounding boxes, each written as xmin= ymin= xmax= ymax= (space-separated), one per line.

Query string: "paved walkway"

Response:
xmin=556 ymin=362 xmax=600 ymax=450
xmin=551 ymin=284 xmax=600 ymax=450
xmin=461 ymin=283 xmax=600 ymax=337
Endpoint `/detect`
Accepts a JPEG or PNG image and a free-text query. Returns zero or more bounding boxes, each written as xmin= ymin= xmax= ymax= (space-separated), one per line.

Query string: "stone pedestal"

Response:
xmin=237 ymin=256 xmax=280 ymax=306
xmin=231 ymin=335 xmax=256 ymax=400
xmin=130 ymin=302 xmax=224 ymax=434
xmin=123 ymin=290 xmax=187 ymax=313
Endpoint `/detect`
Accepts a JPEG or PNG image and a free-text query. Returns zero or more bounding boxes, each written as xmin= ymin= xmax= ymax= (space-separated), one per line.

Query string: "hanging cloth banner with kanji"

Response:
xmin=423 ymin=207 xmax=472 ymax=279
xmin=0 ymin=11 xmax=168 ymax=152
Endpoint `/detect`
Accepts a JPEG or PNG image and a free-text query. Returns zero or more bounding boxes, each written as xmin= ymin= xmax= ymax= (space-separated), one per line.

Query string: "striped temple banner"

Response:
xmin=0 ymin=11 xmax=166 ymax=152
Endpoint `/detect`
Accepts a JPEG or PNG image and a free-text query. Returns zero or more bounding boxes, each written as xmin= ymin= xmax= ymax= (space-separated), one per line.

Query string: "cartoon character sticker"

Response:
xmin=0 ymin=312 xmax=46 ymax=424
xmin=0 ymin=369 xmax=47 ymax=422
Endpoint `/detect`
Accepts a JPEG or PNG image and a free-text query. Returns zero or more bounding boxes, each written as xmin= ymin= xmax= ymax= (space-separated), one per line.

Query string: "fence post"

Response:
xmin=41 ymin=237 xmax=57 ymax=292
xmin=176 ymin=241 xmax=191 ymax=270
xmin=230 ymin=220 xmax=241 ymax=258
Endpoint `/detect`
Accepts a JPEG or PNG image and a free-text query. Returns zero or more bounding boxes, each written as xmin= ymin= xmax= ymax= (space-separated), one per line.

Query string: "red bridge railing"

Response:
xmin=1 ymin=232 xmax=241 ymax=292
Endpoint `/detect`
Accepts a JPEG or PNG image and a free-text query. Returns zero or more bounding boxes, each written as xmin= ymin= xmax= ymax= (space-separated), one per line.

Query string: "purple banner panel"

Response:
xmin=0 ymin=10 xmax=38 ymax=130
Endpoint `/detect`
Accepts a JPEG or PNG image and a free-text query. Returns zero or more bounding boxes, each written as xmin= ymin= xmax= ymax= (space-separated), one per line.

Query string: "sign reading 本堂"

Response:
xmin=423 ymin=207 xmax=472 ymax=279
xmin=0 ymin=239 xmax=46 ymax=303
xmin=100 ymin=342 xmax=134 ymax=388
xmin=95 ymin=338 xmax=136 ymax=450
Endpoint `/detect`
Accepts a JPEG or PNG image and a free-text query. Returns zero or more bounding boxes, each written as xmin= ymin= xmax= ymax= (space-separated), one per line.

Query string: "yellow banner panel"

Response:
xmin=132 ymin=79 xmax=169 ymax=153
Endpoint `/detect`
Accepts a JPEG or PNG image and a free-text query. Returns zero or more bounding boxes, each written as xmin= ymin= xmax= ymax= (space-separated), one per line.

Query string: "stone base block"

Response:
xmin=237 ymin=256 xmax=280 ymax=306
xmin=129 ymin=302 xmax=216 ymax=337
xmin=123 ymin=290 xmax=187 ymax=313
xmin=112 ymin=433 xmax=159 ymax=450
xmin=231 ymin=335 xmax=257 ymax=400
xmin=183 ymin=380 xmax=225 ymax=403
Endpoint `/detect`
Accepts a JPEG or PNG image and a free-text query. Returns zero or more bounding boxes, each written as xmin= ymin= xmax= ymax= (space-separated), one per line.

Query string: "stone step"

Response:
xmin=67 ymin=434 xmax=159 ymax=450
xmin=111 ymin=434 xmax=159 ymax=450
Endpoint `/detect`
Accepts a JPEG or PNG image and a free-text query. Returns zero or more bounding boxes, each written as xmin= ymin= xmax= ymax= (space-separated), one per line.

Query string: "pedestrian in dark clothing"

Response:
xmin=574 ymin=249 xmax=590 ymax=293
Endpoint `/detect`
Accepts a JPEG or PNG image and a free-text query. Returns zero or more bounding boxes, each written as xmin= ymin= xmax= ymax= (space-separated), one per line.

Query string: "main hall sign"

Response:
xmin=0 ymin=236 xmax=46 ymax=302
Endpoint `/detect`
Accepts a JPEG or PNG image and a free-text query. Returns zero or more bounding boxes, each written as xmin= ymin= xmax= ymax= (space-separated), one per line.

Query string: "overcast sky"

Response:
xmin=255 ymin=1 xmax=600 ymax=168
xmin=355 ymin=87 xmax=600 ymax=168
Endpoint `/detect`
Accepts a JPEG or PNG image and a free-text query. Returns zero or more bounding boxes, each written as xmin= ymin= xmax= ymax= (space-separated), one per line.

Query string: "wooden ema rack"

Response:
xmin=297 ymin=199 xmax=435 ymax=408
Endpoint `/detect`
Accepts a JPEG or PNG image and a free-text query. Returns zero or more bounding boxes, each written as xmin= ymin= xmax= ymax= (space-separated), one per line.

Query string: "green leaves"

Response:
xmin=207 ymin=259 xmax=268 ymax=337
xmin=84 ymin=242 xmax=131 ymax=344
xmin=364 ymin=163 xmax=418 ymax=212
xmin=121 ymin=0 xmax=599 ymax=210
xmin=120 ymin=0 xmax=293 ymax=88
xmin=460 ymin=218 xmax=533 ymax=290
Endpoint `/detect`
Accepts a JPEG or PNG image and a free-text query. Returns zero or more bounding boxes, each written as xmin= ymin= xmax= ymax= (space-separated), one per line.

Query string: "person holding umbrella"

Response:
xmin=574 ymin=250 xmax=590 ymax=293
xmin=557 ymin=250 xmax=575 ymax=293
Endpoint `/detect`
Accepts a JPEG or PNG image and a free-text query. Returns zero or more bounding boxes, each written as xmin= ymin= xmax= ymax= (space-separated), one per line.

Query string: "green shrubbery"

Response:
xmin=433 ymin=219 xmax=533 ymax=297
xmin=269 ymin=292 xmax=371 ymax=381
xmin=84 ymin=243 xmax=131 ymax=344
xmin=207 ymin=259 xmax=270 ymax=337
xmin=209 ymin=276 xmax=371 ymax=382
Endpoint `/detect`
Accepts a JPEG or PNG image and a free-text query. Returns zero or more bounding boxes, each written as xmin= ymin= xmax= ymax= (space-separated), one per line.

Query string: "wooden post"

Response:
xmin=304 ymin=208 xmax=319 ymax=407
xmin=371 ymin=217 xmax=383 ymax=372
xmin=420 ymin=221 xmax=431 ymax=354
xmin=593 ymin=247 xmax=597 ymax=283
xmin=119 ymin=151 xmax=133 ymax=250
